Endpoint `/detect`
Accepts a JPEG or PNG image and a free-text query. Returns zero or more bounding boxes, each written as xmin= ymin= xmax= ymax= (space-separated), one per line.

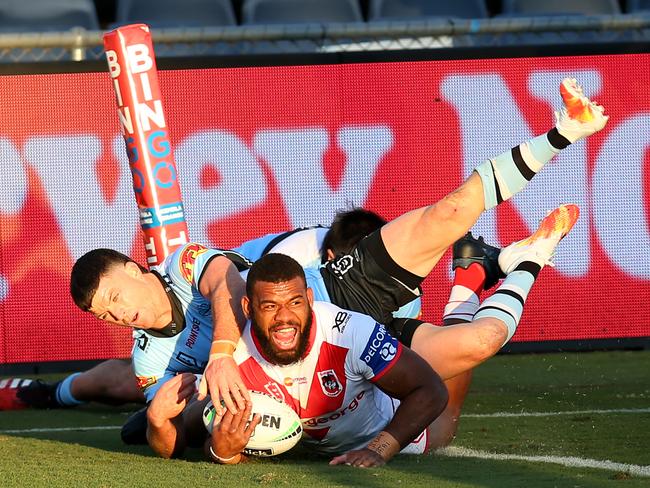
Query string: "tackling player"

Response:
xmin=2 ymin=209 xmax=421 ymax=426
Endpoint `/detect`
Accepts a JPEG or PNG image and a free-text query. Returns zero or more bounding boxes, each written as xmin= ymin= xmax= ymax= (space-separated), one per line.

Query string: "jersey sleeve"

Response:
xmin=232 ymin=233 xmax=282 ymax=262
xmin=131 ymin=331 xmax=176 ymax=403
xmin=164 ymin=242 xmax=248 ymax=290
xmin=344 ymin=311 xmax=403 ymax=383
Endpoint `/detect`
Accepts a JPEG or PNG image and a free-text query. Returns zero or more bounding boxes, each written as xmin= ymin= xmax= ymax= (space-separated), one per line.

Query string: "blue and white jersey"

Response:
xmin=132 ymin=243 xmax=247 ymax=402
xmin=233 ymin=226 xmax=328 ymax=269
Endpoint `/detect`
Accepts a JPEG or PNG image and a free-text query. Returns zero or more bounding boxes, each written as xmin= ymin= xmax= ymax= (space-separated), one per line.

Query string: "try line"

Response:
xmin=2 ymin=407 xmax=648 ymax=434
xmin=463 ymin=407 xmax=650 ymax=418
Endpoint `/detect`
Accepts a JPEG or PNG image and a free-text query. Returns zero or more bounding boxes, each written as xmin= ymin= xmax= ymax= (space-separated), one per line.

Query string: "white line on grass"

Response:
xmin=463 ymin=408 xmax=650 ymax=418
xmin=2 ymin=408 xmax=648 ymax=434
xmin=0 ymin=426 xmax=121 ymax=434
xmin=439 ymin=446 xmax=650 ymax=477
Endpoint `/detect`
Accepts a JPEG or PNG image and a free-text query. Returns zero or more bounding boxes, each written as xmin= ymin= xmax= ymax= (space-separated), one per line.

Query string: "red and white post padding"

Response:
xmin=103 ymin=24 xmax=189 ymax=267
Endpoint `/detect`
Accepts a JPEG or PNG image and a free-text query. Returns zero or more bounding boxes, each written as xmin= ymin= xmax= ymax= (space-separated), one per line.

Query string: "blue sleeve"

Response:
xmin=164 ymin=242 xmax=231 ymax=289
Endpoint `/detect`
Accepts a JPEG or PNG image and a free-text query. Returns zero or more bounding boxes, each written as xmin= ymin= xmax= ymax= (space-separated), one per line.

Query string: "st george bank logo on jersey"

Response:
xmin=178 ymin=243 xmax=209 ymax=284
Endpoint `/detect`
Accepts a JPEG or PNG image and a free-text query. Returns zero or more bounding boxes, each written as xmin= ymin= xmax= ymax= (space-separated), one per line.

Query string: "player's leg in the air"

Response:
xmin=379 ymin=79 xmax=607 ymax=279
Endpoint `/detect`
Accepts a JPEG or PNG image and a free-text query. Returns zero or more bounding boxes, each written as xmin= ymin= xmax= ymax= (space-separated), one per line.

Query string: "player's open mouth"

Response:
xmin=129 ymin=312 xmax=138 ymax=325
xmin=271 ymin=326 xmax=299 ymax=350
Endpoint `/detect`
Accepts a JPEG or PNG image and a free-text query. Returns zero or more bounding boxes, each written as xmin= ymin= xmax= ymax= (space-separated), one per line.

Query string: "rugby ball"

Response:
xmin=203 ymin=391 xmax=302 ymax=457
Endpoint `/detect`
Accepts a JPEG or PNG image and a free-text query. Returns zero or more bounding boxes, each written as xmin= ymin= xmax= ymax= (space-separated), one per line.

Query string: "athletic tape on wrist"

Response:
xmin=366 ymin=431 xmax=401 ymax=461
xmin=208 ymin=446 xmax=241 ymax=464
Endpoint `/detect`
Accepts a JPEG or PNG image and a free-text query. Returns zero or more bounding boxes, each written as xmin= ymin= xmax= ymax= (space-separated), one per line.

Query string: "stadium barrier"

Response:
xmin=1 ymin=44 xmax=649 ymax=372
xmin=1 ymin=13 xmax=650 ymax=62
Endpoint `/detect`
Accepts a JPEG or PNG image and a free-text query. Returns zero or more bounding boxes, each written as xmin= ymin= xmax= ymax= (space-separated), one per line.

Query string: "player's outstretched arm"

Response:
xmin=197 ymin=256 xmax=250 ymax=414
xmin=146 ymin=373 xmax=197 ymax=459
xmin=330 ymin=347 xmax=448 ymax=467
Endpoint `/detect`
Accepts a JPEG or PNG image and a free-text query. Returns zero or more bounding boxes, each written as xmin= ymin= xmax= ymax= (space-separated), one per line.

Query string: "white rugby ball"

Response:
xmin=203 ymin=391 xmax=302 ymax=457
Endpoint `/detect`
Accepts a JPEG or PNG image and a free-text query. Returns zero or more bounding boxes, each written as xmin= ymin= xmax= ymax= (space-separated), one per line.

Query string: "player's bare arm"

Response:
xmin=196 ymin=256 xmax=250 ymax=414
xmin=146 ymin=373 xmax=197 ymax=459
xmin=206 ymin=401 xmax=261 ymax=465
xmin=330 ymin=346 xmax=448 ymax=467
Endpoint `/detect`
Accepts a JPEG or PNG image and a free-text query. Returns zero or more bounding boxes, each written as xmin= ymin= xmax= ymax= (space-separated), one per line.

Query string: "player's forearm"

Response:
xmin=367 ymin=384 xmax=447 ymax=461
xmin=146 ymin=414 xmax=186 ymax=459
xmin=207 ymin=264 xmax=246 ymax=356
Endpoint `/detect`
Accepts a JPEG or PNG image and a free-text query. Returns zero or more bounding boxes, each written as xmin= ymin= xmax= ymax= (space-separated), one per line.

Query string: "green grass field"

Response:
xmin=1 ymin=350 xmax=648 ymax=487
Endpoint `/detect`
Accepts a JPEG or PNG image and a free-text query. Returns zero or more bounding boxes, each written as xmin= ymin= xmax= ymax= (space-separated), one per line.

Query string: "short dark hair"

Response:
xmin=246 ymin=253 xmax=307 ymax=298
xmin=321 ymin=207 xmax=387 ymax=263
xmin=70 ymin=249 xmax=146 ymax=311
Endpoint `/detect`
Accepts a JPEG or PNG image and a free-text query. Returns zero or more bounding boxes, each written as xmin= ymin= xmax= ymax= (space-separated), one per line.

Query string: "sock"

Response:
xmin=475 ymin=129 xmax=571 ymax=210
xmin=55 ymin=373 xmax=86 ymax=407
xmin=473 ymin=261 xmax=541 ymax=345
xmin=443 ymin=263 xmax=485 ymax=326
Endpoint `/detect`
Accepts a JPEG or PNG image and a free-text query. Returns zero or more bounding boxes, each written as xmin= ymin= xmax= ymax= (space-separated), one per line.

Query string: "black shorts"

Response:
xmin=320 ymin=229 xmax=423 ymax=325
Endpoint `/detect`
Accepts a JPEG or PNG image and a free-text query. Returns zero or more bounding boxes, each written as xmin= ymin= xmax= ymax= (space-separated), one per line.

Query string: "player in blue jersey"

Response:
xmin=3 ymin=209 xmax=422 ymax=431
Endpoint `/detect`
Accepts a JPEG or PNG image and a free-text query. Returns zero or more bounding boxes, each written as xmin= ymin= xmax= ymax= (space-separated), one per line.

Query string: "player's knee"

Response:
xmin=428 ymin=197 xmax=460 ymax=223
xmin=471 ymin=318 xmax=507 ymax=363
xmin=429 ymin=189 xmax=474 ymax=224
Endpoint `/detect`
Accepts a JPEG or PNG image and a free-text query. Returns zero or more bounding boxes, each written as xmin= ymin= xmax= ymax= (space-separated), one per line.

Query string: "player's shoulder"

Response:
xmin=164 ymin=242 xmax=236 ymax=286
xmin=312 ymin=301 xmax=377 ymax=343
xmin=267 ymin=226 xmax=329 ymax=268
xmin=162 ymin=242 xmax=208 ymax=278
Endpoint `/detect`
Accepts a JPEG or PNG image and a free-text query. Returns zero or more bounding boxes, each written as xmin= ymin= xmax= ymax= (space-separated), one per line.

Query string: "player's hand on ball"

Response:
xmin=329 ymin=448 xmax=386 ymax=468
xmin=210 ymin=399 xmax=261 ymax=460
xmin=147 ymin=373 xmax=197 ymax=426
xmin=199 ymin=354 xmax=250 ymax=416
